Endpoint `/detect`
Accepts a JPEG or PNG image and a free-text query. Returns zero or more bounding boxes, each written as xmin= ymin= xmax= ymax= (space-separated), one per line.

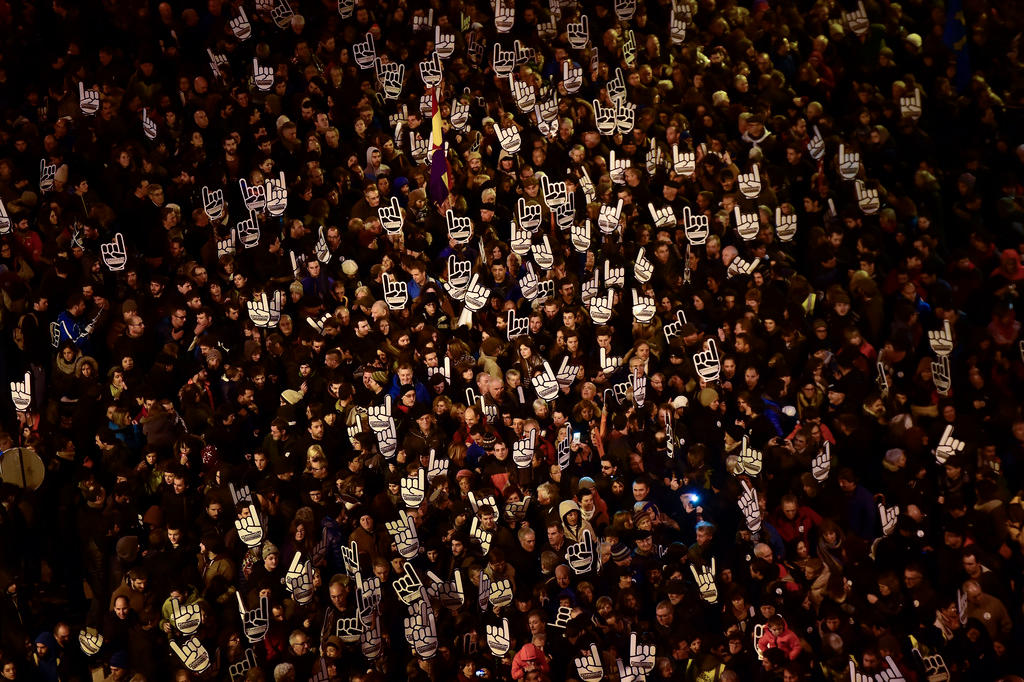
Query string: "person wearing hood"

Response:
xmin=510 ymin=642 xmax=550 ymax=680
xmin=30 ymin=632 xmax=60 ymax=682
xmin=363 ymin=146 xmax=390 ymax=181
xmin=558 ymin=499 xmax=595 ymax=544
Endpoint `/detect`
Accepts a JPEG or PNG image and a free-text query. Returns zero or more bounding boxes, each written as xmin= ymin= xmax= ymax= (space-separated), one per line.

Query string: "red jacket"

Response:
xmin=757 ymin=627 xmax=801 ymax=660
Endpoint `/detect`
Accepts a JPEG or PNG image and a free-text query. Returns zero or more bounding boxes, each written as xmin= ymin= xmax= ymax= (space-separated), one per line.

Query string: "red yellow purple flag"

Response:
xmin=428 ymin=86 xmax=452 ymax=210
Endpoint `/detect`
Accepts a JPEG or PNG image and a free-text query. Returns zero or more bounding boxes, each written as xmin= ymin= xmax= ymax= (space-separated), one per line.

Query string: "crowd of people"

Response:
xmin=1 ymin=0 xmax=1024 ymax=680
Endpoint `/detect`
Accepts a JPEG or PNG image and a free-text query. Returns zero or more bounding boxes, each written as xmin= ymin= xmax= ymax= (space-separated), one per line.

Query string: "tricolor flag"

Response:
xmin=428 ymin=86 xmax=452 ymax=211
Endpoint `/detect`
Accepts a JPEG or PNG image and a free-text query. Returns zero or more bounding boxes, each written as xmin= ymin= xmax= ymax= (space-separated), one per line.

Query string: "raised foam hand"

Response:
xmin=568 ymin=15 xmax=590 ymax=49
xmin=775 ymin=207 xmax=797 ymax=242
xmin=486 ymin=618 xmax=511 ymax=656
xmin=628 ymin=631 xmax=656 ymax=673
xmin=100 ymin=233 xmax=127 ymax=271
xmin=737 ymin=165 xmax=761 ymax=198
xmin=493 ymin=0 xmax=515 ymax=33
xmin=690 ymin=557 xmax=718 ymax=603
xmin=739 ymin=480 xmax=761 ymax=532
xmin=574 ymin=644 xmax=603 ymax=682
xmin=682 ymin=205 xmax=709 ymax=244
xmin=170 ymin=638 xmax=211 ymax=674
xmin=837 ymin=144 xmax=861 ymax=181
xmin=382 ymin=272 xmax=409 ymax=310
xmin=79 ymin=82 xmax=100 ymax=116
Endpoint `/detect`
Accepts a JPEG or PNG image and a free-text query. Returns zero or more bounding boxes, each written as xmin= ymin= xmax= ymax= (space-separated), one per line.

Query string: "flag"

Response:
xmin=943 ymin=0 xmax=970 ymax=92
xmin=428 ymin=86 xmax=452 ymax=210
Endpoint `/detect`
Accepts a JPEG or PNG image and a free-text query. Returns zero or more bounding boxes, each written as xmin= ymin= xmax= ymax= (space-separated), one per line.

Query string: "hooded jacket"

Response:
xmin=559 ymin=499 xmax=595 ymax=544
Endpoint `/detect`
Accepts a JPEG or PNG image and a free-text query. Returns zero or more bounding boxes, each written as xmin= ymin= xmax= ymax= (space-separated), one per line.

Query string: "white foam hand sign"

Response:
xmin=738 ymin=436 xmax=763 ymax=476
xmin=631 ymin=367 xmax=647 ymax=407
xmin=628 ymin=631 xmax=655 ymax=673
xmin=844 ymin=0 xmax=869 ymax=36
xmin=734 ymin=206 xmax=760 ymax=241
xmin=900 ymin=87 xmax=922 ymax=120
xmin=574 ymin=644 xmax=604 ymax=682
xmin=309 ymin=226 xmax=331 ymax=265
xmin=670 ymin=4 xmax=688 ymax=44
xmin=568 ymin=14 xmax=590 ymax=49
xmin=376 ymin=418 xmax=399 ymax=459
xmin=494 ymin=123 xmax=523 ymax=156
xmin=534 ymin=361 xmax=559 ymax=401
xmin=693 ymin=338 xmax=721 ymax=382
xmin=622 ymin=31 xmax=638 ymax=69
xmin=509 ymin=219 xmax=532 ymax=256
xmin=615 ymin=0 xmax=637 ymax=19
xmin=608 ymin=150 xmax=631 ymax=186
xmin=100 ymin=232 xmax=127 ymax=271
xmin=593 ymin=99 xmax=616 ymax=136
xmin=79 ymin=82 xmax=100 ymax=116
xmin=581 ymin=271 xmax=599 ymax=303
xmin=39 ymin=159 xmax=56 ymax=192
xmin=728 ymin=256 xmax=758 ymax=279
xmin=377 ymin=59 xmax=405 ymax=100
xmin=616 ymin=659 xmax=646 ymax=682
xmin=202 ymin=186 xmax=224 ymax=222
xmin=957 ymin=589 xmax=968 ymax=625
xmin=513 ymin=429 xmax=537 ymax=468
xmin=682 ymin=205 xmax=709 ymax=244
xmin=646 ymin=139 xmax=664 ymax=175
xmin=506 ymin=309 xmax=529 ymax=340
xmin=486 ymin=618 xmax=511 ymax=656
xmin=393 ymin=564 xmax=424 ymax=605
xmin=565 ymin=528 xmax=598 ymax=569
xmin=532 ymin=235 xmax=554 ymax=270
xmin=570 ymin=219 xmax=591 ymax=253
xmin=737 ymin=165 xmax=761 ymax=198
xmin=335 ymin=615 xmax=363 ymax=644
xmin=493 ymin=0 xmax=515 ymax=32
xmin=603 ymin=260 xmax=625 ymax=289
xmin=519 ymin=263 xmax=542 ymax=301
xmin=489 ymin=578 xmax=513 ymax=608
xmin=876 ymin=656 xmax=909 ymax=682
xmin=775 ymin=207 xmax=797 ymax=242
xmin=412 ymin=8 xmax=434 ymax=32
xmin=382 ymin=272 xmax=409 ymax=310
xmin=437 ymin=570 xmax=465 ymax=610
xmin=492 ymin=43 xmax=516 ymax=78
xmin=615 ymin=101 xmax=636 ymax=135
xmin=78 ymin=629 xmax=103 ymax=656
xmin=589 ymin=289 xmax=614 ymax=324
xmin=808 ymin=125 xmax=825 ymax=161
xmin=247 ymin=291 xmax=280 ymax=328
xmin=634 ymin=247 xmax=654 ymax=283
xmin=449 ymin=98 xmax=469 ymax=131
xmin=514 ymin=39 xmax=536 ymax=64
xmin=540 ymin=174 xmax=568 ymax=207
xmin=812 ymin=442 xmax=831 ymax=482
xmin=239 ymin=178 xmax=266 ymax=213
xmin=509 ymin=77 xmax=535 ymax=114
xmin=690 ymin=558 xmax=718 ymax=603
xmin=598 ymin=199 xmax=624 ymax=234
xmin=142 ymin=108 xmax=157 ymax=140
xmin=236 ymin=210 xmax=261 ymax=249
xmin=463 ymin=273 xmax=491 ymax=312
xmin=849 ymin=661 xmax=877 ymax=682
xmin=739 ymin=480 xmax=761 ymax=532
xmin=237 ymin=593 xmax=269 ymax=643
xmin=229 ymin=483 xmax=251 ymax=506
xmin=353 ymin=33 xmax=376 ymax=69
xmin=269 ymin=0 xmax=294 ymax=27
xmin=913 ymin=648 xmax=950 ymax=682
xmin=0 ymin=199 xmax=10 ymax=235
xmin=506 ymin=495 xmax=531 ymax=522
xmin=400 ymin=468 xmax=426 ymax=507
xmin=10 ymin=371 xmax=31 ymax=412
xmin=672 ymin=144 xmax=696 ymax=176
xmin=170 ymin=638 xmax=211 ymax=674
xmin=632 ymin=289 xmax=656 ymax=324
xmin=171 ymin=597 xmax=202 ymax=635
xmin=879 ymin=502 xmax=899 ymax=536
xmin=234 ymin=503 xmax=264 ymax=546
xmin=855 ymin=180 xmax=880 ymax=215
xmin=368 ymin=395 xmax=393 ymax=433
xmin=264 ymin=171 xmax=287 ymax=216
xmin=433 ymin=25 xmax=455 ymax=59
xmin=355 ymin=573 xmax=382 ymax=624
xmin=600 ymin=346 xmax=623 ymax=374
xmin=469 ymin=516 xmax=493 ymax=554
xmin=837 ymin=144 xmax=861 ymax=181
xmin=229 ymin=7 xmax=251 ymax=40
xmin=662 ymin=309 xmax=688 ymax=342
xmin=514 ymin=197 xmax=541 ymax=233
xmin=562 ymin=60 xmax=584 ymax=94
xmin=445 ymin=256 xmax=472 ymax=300
xmin=419 ymin=51 xmax=443 ymax=88
xmin=579 ymin=166 xmax=596 ymax=202
xmin=934 ymin=424 xmax=964 ymax=465
xmin=342 ymin=540 xmax=360 ymax=578
xmin=386 ymin=510 xmax=420 ymax=559
xmin=931 ymin=355 xmax=951 ymax=396
xmin=648 ymin=201 xmax=676 ymax=229
xmin=928 ymin=319 xmax=954 ymax=356
xmin=549 ymin=605 xmax=573 ymax=629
